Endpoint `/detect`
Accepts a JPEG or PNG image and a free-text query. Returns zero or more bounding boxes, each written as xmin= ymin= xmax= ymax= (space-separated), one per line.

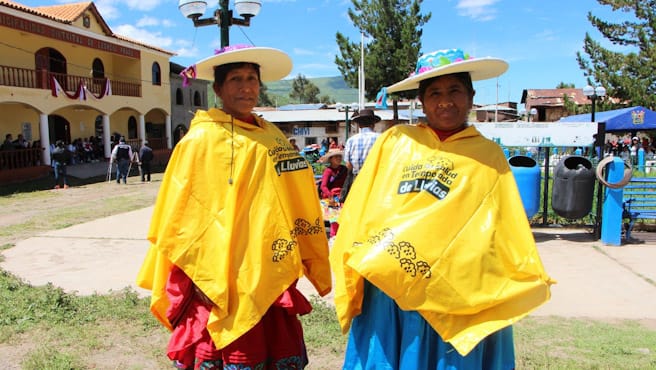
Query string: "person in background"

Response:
xmin=13 ymin=134 xmax=28 ymax=149
xmin=321 ymin=137 xmax=329 ymax=154
xmin=319 ymin=149 xmax=347 ymax=200
xmin=1 ymin=134 xmax=14 ymax=150
xmin=136 ymin=45 xmax=331 ymax=369
xmin=138 ymin=140 xmax=154 ymax=182
xmin=330 ymin=48 xmax=553 ymax=369
xmin=111 ymin=136 xmax=133 ymax=184
xmin=630 ymin=136 xmax=641 ymax=165
xmin=51 ymin=140 xmax=70 ymax=189
xmin=340 ymin=109 xmax=381 ymax=203
xmin=318 ymin=148 xmax=347 ymax=238
xmin=289 ymin=137 xmax=301 ymax=152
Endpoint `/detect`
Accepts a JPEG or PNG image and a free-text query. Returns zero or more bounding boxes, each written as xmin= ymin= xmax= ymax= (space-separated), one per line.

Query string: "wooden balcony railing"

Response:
xmin=0 ymin=147 xmax=43 ymax=171
xmin=0 ymin=65 xmax=141 ymax=97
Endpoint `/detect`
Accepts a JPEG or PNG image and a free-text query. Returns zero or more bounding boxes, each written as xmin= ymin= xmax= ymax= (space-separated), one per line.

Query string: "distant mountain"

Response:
xmin=265 ymin=76 xmax=359 ymax=106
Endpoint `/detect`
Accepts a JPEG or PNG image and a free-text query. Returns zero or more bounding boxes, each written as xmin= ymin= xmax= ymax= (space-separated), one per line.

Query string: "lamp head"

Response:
xmin=179 ymin=0 xmax=207 ymax=19
xmin=595 ymin=86 xmax=607 ymax=97
xmin=234 ymin=0 xmax=262 ymax=18
xmin=582 ymin=85 xmax=594 ymax=97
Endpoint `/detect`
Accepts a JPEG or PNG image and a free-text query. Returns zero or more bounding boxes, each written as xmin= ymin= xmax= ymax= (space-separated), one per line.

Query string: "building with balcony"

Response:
xmin=170 ymin=62 xmax=209 ymax=147
xmin=0 ymin=0 xmax=175 ymax=179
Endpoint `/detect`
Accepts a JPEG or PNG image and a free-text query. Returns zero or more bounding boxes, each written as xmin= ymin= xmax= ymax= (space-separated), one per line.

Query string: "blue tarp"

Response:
xmin=559 ymin=106 xmax=656 ymax=131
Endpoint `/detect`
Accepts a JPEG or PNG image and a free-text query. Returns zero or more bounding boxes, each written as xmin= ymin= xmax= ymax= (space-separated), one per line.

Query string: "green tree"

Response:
xmin=319 ymin=95 xmax=335 ymax=105
xmin=556 ymin=82 xmax=575 ymax=89
xmin=258 ymin=83 xmax=275 ymax=107
xmin=335 ymin=0 xmax=431 ymax=100
xmin=289 ymin=74 xmax=321 ymax=103
xmin=576 ymin=1 xmax=656 ymax=109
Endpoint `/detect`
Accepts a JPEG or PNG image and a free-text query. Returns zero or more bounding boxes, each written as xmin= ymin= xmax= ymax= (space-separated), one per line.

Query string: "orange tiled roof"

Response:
xmin=0 ymin=1 xmax=175 ymax=55
xmin=34 ymin=1 xmax=91 ymax=22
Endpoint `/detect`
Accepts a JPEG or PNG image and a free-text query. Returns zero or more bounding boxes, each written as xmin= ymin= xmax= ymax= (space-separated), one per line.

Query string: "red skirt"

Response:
xmin=165 ymin=266 xmax=312 ymax=369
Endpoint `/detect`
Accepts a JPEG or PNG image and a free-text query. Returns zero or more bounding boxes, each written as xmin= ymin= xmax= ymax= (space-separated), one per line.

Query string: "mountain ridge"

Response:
xmin=264 ymin=76 xmax=359 ymax=106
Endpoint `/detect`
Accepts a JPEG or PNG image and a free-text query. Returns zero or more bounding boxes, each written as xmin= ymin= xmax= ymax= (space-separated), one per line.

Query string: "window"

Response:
xmin=152 ymin=62 xmax=161 ymax=85
xmin=193 ymin=91 xmax=201 ymax=106
xmin=176 ymin=88 xmax=183 ymax=105
xmin=92 ymin=58 xmax=104 ymax=79
xmin=128 ymin=116 xmax=137 ymax=139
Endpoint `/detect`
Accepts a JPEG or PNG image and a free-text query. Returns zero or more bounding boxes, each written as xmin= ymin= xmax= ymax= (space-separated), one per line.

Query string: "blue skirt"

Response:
xmin=343 ymin=281 xmax=515 ymax=370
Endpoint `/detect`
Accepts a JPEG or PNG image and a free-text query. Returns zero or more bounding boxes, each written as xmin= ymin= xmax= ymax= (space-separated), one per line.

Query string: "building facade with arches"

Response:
xmin=0 ymin=0 xmax=174 ymax=177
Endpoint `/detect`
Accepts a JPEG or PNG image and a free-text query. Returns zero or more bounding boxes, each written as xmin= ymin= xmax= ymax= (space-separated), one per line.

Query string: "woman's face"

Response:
xmin=214 ymin=64 xmax=260 ymax=120
xmin=330 ymin=155 xmax=343 ymax=166
xmin=419 ymin=75 xmax=474 ymax=132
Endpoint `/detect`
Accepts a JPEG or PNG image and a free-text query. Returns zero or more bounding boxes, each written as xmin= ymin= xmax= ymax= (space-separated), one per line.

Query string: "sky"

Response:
xmin=18 ymin=0 xmax=629 ymax=109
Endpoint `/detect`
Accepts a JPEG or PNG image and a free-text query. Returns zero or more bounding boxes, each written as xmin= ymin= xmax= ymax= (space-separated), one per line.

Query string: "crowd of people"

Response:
xmin=48 ymin=136 xmax=104 ymax=165
xmin=605 ymin=134 xmax=656 ymax=165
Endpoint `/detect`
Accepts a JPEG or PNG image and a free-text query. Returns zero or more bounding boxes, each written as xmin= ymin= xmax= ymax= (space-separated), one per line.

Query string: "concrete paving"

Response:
xmin=2 ymin=209 xmax=656 ymax=321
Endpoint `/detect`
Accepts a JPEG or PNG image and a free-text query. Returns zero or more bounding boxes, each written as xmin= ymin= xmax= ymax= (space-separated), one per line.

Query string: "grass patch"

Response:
xmin=515 ymin=316 xmax=656 ymax=369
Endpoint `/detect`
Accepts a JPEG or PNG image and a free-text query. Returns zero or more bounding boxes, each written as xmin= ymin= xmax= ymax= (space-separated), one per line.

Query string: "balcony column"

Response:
xmin=102 ymin=114 xmax=111 ymax=159
xmin=166 ymin=115 xmax=172 ymax=149
xmin=39 ymin=113 xmax=51 ymax=165
xmin=139 ymin=114 xmax=146 ymax=145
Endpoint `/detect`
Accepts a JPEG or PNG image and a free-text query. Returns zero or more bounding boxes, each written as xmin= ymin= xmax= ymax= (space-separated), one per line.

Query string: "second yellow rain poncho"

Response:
xmin=137 ymin=108 xmax=332 ymax=350
xmin=330 ymin=123 xmax=554 ymax=356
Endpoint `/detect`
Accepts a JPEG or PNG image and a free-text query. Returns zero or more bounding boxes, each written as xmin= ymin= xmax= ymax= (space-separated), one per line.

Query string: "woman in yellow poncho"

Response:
xmin=330 ymin=48 xmax=554 ymax=369
xmin=136 ymin=45 xmax=331 ymax=369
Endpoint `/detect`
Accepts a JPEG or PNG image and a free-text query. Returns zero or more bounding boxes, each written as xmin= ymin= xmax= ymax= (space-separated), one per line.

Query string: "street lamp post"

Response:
xmin=336 ymin=103 xmax=359 ymax=144
xmin=178 ymin=0 xmax=262 ymax=48
xmin=583 ymin=84 xmax=607 ymax=240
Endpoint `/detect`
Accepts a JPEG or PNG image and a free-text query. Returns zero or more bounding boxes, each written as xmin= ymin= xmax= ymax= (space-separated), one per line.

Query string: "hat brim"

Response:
xmin=387 ymin=57 xmax=509 ymax=93
xmin=353 ymin=115 xmax=381 ymax=125
xmin=194 ymin=47 xmax=292 ymax=82
xmin=320 ymin=151 xmax=344 ymax=163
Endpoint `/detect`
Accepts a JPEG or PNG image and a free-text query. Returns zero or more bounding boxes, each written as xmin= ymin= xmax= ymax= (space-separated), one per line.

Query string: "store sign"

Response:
xmin=473 ymin=122 xmax=597 ymax=147
xmin=292 ymin=127 xmax=324 ymax=137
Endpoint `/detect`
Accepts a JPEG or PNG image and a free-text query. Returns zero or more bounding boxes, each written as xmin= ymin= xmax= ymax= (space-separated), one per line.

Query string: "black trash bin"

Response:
xmin=551 ymin=155 xmax=595 ymax=219
xmin=508 ymin=155 xmax=541 ymax=219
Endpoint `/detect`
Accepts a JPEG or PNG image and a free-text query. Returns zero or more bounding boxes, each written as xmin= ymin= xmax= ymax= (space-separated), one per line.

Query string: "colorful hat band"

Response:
xmin=180 ymin=44 xmax=255 ymax=87
xmin=411 ymin=49 xmax=473 ymax=77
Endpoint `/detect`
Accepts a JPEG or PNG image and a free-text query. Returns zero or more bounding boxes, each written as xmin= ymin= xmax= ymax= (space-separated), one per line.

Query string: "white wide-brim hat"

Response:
xmin=320 ymin=149 xmax=344 ymax=163
xmin=387 ymin=48 xmax=508 ymax=93
xmin=188 ymin=45 xmax=292 ymax=82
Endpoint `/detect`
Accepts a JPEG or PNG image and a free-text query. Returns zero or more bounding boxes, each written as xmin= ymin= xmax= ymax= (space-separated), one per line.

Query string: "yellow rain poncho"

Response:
xmin=330 ymin=123 xmax=554 ymax=356
xmin=137 ymin=108 xmax=331 ymax=349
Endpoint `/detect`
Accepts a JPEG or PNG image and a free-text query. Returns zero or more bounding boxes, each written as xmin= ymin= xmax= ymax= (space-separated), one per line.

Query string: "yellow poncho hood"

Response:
xmin=330 ymin=123 xmax=554 ymax=356
xmin=137 ymin=108 xmax=331 ymax=349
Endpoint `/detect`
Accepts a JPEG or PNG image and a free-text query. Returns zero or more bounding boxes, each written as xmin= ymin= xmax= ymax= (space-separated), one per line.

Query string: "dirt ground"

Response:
xmin=0 ymin=175 xmax=162 ymax=247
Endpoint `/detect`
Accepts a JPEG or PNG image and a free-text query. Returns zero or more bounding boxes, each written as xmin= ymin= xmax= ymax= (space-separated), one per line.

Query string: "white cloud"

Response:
xmin=535 ymin=29 xmax=558 ymax=42
xmin=93 ymin=0 xmax=120 ymax=20
xmin=136 ymin=16 xmax=159 ymax=27
xmin=456 ymin=0 xmax=499 ymax=21
xmin=293 ymin=47 xmax=317 ymax=56
xmin=113 ymin=24 xmax=173 ymax=49
xmin=120 ymin=0 xmax=162 ymax=12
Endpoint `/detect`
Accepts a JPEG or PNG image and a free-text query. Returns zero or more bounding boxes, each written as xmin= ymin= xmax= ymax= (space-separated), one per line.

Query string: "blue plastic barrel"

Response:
xmin=508 ymin=155 xmax=541 ymax=218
